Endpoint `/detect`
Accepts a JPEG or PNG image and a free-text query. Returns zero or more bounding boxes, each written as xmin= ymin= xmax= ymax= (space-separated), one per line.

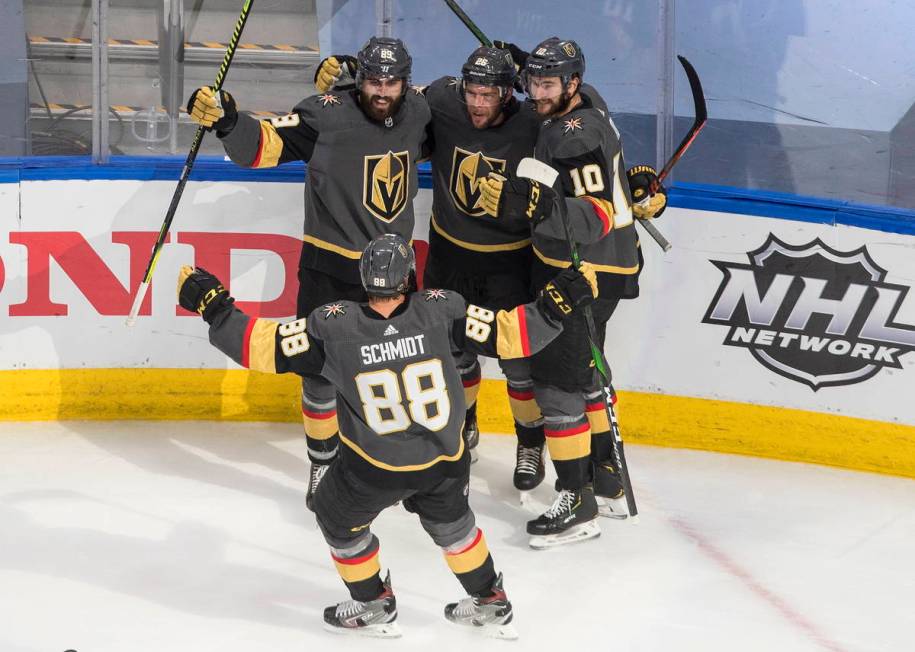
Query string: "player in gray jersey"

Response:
xmin=314 ymin=46 xmax=549 ymax=493
xmin=479 ymin=37 xmax=667 ymax=547
xmin=186 ymin=37 xmax=431 ymax=508
xmin=175 ymin=234 xmax=597 ymax=637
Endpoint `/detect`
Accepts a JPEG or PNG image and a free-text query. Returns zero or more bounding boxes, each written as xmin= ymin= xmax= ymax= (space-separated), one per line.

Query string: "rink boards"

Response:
xmin=0 ymin=174 xmax=913 ymax=477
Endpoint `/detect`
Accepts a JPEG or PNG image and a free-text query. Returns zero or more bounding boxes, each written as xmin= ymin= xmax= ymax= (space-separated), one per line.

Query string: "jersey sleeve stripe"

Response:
xmin=251 ymin=121 xmax=284 ymax=168
xmin=581 ymin=195 xmax=614 ymax=236
xmin=494 ymin=306 xmax=528 ymax=359
xmin=246 ymin=319 xmax=279 ymax=373
xmin=240 ymin=317 xmax=256 ymax=369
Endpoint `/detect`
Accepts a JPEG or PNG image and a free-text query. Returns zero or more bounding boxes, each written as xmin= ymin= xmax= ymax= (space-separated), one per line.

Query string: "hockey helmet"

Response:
xmin=359 ymin=234 xmax=416 ymax=297
xmin=356 ymin=36 xmax=413 ymax=89
xmin=522 ymin=37 xmax=586 ymax=88
xmin=461 ymin=46 xmax=517 ymax=93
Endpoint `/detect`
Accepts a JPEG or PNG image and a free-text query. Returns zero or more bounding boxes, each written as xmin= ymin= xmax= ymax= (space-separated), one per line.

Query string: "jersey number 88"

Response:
xmin=355 ymin=359 xmax=451 ymax=435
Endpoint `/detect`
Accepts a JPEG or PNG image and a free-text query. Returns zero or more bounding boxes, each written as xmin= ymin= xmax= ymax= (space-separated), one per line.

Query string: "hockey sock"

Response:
xmin=331 ymin=534 xmax=385 ymax=602
xmin=443 ymin=527 xmax=496 ymax=597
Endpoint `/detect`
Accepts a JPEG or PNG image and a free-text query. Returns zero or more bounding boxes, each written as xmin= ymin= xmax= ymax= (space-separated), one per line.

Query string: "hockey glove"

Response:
xmin=177 ymin=265 xmax=235 ymax=325
xmin=538 ymin=263 xmax=598 ymax=321
xmin=479 ymin=171 xmax=555 ymax=224
xmin=492 ymin=40 xmax=529 ymax=69
xmin=627 ymin=165 xmax=667 ymax=219
xmin=314 ymin=55 xmax=358 ymax=92
xmin=186 ymin=87 xmax=238 ymax=134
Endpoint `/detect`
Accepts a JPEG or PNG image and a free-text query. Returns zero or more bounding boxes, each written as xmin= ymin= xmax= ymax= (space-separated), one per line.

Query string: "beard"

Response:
xmin=533 ymin=89 xmax=576 ymax=118
xmin=360 ymin=91 xmax=404 ymax=124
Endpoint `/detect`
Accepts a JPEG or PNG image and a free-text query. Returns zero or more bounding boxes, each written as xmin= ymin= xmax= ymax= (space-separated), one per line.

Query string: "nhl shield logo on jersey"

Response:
xmin=703 ymin=234 xmax=915 ymax=390
xmin=363 ymin=150 xmax=410 ymax=222
xmin=450 ymin=147 xmax=506 ymax=216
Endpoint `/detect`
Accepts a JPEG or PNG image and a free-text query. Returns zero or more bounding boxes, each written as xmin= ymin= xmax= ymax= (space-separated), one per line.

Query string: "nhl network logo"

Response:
xmin=702 ymin=235 xmax=915 ymax=390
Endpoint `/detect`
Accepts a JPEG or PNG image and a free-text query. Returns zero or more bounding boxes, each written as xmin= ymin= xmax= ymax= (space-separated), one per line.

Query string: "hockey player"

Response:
xmin=314 ymin=46 xmax=548 ymax=491
xmin=176 ymin=234 xmax=597 ymax=637
xmin=186 ymin=37 xmax=431 ymax=510
xmin=478 ymin=38 xmax=667 ymax=547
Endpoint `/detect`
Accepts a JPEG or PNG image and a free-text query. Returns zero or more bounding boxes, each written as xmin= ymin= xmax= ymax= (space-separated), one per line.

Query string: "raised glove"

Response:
xmin=538 ymin=262 xmax=598 ymax=321
xmin=186 ymin=87 xmax=238 ymax=133
xmin=492 ymin=40 xmax=529 ymax=69
xmin=314 ymin=55 xmax=357 ymax=92
xmin=478 ymin=171 xmax=555 ymax=223
xmin=627 ymin=165 xmax=667 ymax=219
xmin=177 ymin=265 xmax=234 ymax=324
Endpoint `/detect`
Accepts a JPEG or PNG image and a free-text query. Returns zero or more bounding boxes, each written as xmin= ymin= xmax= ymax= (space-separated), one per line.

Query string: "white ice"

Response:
xmin=1 ymin=421 xmax=912 ymax=652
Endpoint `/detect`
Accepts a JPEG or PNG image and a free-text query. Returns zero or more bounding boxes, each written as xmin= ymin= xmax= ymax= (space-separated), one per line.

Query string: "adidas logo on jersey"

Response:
xmin=383 ymin=324 xmax=399 ymax=336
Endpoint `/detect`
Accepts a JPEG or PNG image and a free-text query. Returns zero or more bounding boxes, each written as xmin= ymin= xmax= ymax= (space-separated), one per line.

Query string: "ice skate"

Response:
xmin=323 ymin=571 xmax=400 ymax=638
xmin=305 ymin=462 xmax=330 ymax=512
xmin=444 ymin=573 xmax=518 ymax=640
xmin=513 ymin=442 xmax=545 ymax=505
xmin=527 ymin=486 xmax=600 ymax=549
xmin=592 ymin=460 xmax=629 ymax=520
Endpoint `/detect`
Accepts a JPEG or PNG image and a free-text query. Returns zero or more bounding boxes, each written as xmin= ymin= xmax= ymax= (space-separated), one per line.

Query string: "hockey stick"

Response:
xmin=126 ymin=0 xmax=254 ymax=327
xmin=518 ymin=157 xmax=639 ymax=522
xmin=634 ymin=56 xmax=706 ymax=253
xmin=654 ymin=55 xmax=707 ymax=190
xmin=442 ymin=0 xmax=493 ymax=47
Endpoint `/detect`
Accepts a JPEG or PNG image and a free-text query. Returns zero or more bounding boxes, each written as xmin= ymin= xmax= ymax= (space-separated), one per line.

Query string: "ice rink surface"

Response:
xmin=1 ymin=421 xmax=912 ymax=652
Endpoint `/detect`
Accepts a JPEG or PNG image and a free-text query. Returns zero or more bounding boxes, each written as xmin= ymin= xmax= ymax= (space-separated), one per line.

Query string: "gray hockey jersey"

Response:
xmin=424 ymin=76 xmax=541 ymax=273
xmin=219 ymin=89 xmax=431 ymax=283
xmin=205 ymin=288 xmax=563 ymax=487
xmin=529 ymin=85 xmax=640 ymax=295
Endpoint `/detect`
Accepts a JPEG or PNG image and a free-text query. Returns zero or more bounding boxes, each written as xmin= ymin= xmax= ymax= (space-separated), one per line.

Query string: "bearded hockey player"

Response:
xmin=314 ymin=46 xmax=548 ymax=491
xmin=478 ymin=37 xmax=667 ymax=548
xmin=186 ymin=36 xmax=431 ymax=511
xmin=175 ymin=234 xmax=597 ymax=637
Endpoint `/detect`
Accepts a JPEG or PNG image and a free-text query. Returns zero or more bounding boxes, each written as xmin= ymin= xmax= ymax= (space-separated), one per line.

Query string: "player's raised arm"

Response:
xmin=453 ymin=264 xmax=598 ymax=359
xmin=177 ymin=266 xmax=327 ymax=377
xmin=186 ymin=86 xmax=319 ymax=168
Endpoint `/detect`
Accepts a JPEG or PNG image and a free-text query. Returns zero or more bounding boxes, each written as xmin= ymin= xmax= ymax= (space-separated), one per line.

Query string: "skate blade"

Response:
xmin=597 ymin=497 xmax=629 ymax=520
xmin=519 ymin=490 xmax=533 ymax=508
xmin=529 ymin=520 xmax=601 ymax=549
xmin=323 ymin=620 xmax=402 ymax=638
xmin=483 ymin=622 xmax=519 ymax=640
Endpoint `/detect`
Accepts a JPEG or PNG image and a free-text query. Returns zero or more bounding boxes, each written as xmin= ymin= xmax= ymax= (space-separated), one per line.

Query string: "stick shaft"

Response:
xmin=442 ymin=0 xmax=493 ymax=46
xmin=126 ymin=0 xmax=254 ymax=326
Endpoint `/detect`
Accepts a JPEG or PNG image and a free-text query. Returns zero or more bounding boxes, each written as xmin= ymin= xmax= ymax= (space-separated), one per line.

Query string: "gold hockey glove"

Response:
xmin=627 ymin=165 xmax=667 ymax=219
xmin=479 ymin=171 xmax=555 ymax=223
xmin=186 ymin=87 xmax=238 ymax=133
xmin=177 ymin=265 xmax=235 ymax=324
xmin=538 ymin=263 xmax=598 ymax=321
xmin=314 ymin=55 xmax=358 ymax=92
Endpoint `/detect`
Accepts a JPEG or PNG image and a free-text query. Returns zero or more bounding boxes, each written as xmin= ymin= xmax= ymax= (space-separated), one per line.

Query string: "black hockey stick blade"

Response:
xmin=655 ymin=55 xmax=707 ymax=187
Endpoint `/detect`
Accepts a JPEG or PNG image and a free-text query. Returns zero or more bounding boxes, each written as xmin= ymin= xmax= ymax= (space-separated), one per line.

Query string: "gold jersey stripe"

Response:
xmin=301 ymin=234 xmax=363 ymax=259
xmin=254 ymin=121 xmax=284 ymax=168
xmin=495 ymin=307 xmax=528 ymax=359
xmin=247 ymin=319 xmax=278 ymax=374
xmin=334 ymin=551 xmax=381 ymax=583
xmin=532 ymin=246 xmax=640 ymax=275
xmin=431 ymin=214 xmax=531 ymax=253
xmin=338 ymin=428 xmax=465 ymax=472
xmin=444 ymin=531 xmax=490 ymax=575
xmin=581 ymin=195 xmax=615 ymax=232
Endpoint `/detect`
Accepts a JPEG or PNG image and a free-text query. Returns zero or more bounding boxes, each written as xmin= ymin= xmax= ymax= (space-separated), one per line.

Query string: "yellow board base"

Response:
xmin=1 ymin=369 xmax=913 ymax=479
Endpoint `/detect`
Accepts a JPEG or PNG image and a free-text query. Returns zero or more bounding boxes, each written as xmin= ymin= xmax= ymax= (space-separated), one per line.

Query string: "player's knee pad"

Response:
xmin=419 ymin=509 xmax=476 ymax=548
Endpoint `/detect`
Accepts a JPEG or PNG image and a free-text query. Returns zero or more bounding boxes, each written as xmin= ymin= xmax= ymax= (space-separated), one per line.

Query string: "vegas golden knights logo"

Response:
xmin=363 ymin=150 xmax=410 ymax=222
xmin=450 ymin=147 xmax=506 ymax=216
